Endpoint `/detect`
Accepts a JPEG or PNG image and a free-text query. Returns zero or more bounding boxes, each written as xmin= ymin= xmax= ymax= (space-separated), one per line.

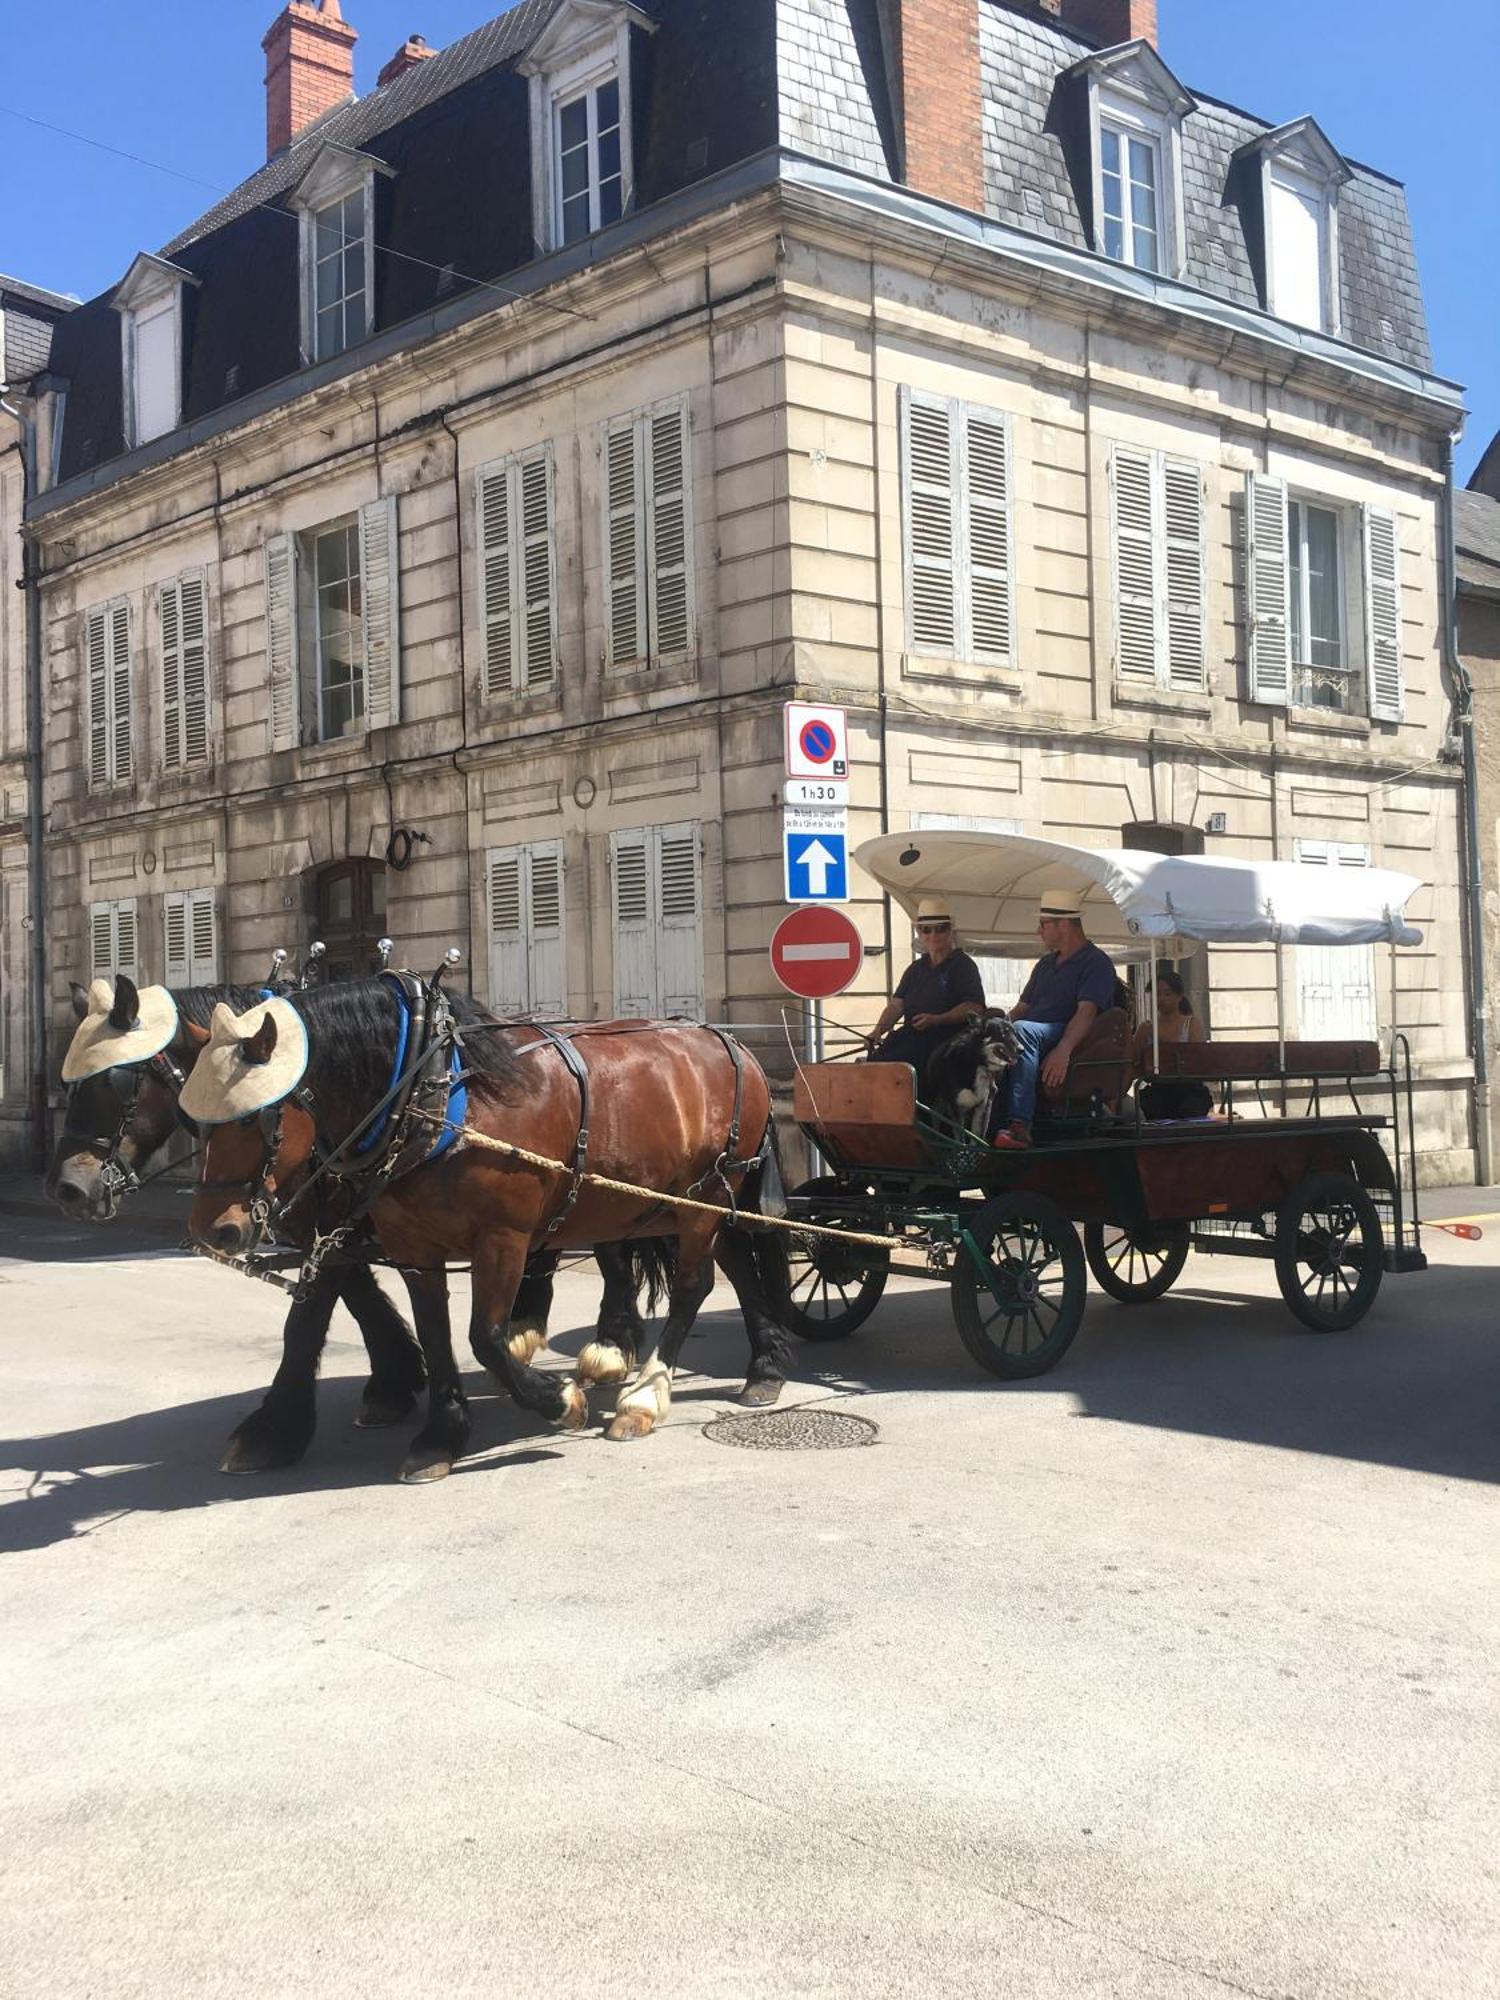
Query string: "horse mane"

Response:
xmin=292 ymin=979 xmax=526 ymax=1105
xmin=173 ymin=984 xmax=270 ymax=1032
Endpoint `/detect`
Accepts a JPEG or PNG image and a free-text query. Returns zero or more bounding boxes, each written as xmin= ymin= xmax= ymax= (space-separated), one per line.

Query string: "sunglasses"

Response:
xmin=917 ymin=922 xmax=951 ymax=934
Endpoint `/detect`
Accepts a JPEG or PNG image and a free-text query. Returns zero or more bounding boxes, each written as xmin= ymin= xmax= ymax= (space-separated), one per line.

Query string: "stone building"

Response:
xmin=12 ymin=0 xmax=1480 ymax=1178
xmin=1456 ymin=461 xmax=1500 ymax=1178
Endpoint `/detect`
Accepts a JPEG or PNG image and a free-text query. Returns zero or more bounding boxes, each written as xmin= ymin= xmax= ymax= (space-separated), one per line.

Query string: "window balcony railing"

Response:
xmin=1292 ymin=662 xmax=1363 ymax=716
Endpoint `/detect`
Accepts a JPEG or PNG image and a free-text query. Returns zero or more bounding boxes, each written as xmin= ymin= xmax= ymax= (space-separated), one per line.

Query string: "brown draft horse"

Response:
xmin=188 ymin=978 xmax=792 ymax=1481
xmin=46 ymin=974 xmax=667 ymax=1476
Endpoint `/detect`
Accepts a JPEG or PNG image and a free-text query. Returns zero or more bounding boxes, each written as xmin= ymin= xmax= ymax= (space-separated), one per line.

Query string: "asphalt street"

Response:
xmin=2 ymin=1200 xmax=1497 ymax=1998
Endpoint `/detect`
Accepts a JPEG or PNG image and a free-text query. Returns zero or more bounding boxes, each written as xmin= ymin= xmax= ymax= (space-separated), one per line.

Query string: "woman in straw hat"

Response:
xmin=868 ymin=895 xmax=986 ymax=1084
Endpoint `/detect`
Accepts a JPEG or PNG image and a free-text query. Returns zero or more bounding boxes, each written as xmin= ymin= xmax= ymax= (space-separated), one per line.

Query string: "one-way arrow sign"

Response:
xmin=784 ymin=827 xmax=849 ymax=903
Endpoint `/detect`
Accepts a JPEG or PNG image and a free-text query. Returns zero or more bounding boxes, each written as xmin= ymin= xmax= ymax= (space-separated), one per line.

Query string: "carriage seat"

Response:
xmin=1142 ymin=1039 xmax=1382 ymax=1083
xmin=1038 ymin=1007 xmax=1130 ymax=1118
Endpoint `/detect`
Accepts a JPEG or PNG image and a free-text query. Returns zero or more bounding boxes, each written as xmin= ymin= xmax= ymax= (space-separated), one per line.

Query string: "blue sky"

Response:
xmin=2 ymin=0 xmax=1495 ymax=472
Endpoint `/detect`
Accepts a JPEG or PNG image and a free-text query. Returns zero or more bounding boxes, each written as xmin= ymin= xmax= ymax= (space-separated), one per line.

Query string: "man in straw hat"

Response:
xmin=868 ymin=895 xmax=986 ymax=1083
xmin=988 ymin=886 xmax=1119 ymax=1150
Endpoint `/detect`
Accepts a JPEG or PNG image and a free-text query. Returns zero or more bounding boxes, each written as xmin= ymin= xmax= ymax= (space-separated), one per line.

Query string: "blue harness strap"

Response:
xmin=352 ymin=973 xmax=466 ymax=1163
xmin=428 ymin=1048 xmax=468 ymax=1161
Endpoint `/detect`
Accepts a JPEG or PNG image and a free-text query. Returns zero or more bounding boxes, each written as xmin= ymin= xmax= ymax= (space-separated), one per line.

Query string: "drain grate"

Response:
xmin=703 ymin=1408 xmax=878 ymax=1451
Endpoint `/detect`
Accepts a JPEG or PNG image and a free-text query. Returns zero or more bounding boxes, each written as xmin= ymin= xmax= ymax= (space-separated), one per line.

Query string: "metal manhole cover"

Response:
xmin=702 ymin=1408 xmax=878 ymax=1451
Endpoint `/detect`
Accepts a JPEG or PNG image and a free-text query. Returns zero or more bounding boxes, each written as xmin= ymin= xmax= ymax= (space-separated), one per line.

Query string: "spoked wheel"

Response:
xmin=1083 ymin=1220 xmax=1190 ymax=1303
xmin=773 ymin=1177 xmax=890 ymax=1341
xmin=951 ymin=1193 xmax=1086 ymax=1379
xmin=1273 ymin=1171 xmax=1384 ymax=1332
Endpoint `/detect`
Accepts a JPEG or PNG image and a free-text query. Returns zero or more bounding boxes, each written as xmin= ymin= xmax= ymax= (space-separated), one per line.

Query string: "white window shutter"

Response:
xmin=605 ymin=420 xmax=645 ymax=667
xmin=188 ymin=890 xmax=218 ymax=985
xmin=963 ymin=409 xmax=1014 ymax=664
xmin=114 ymin=901 xmax=139 ymax=983
xmin=180 ymin=573 xmax=209 ymax=766
xmin=163 ymin=893 xmax=190 ymax=986
xmin=904 ymin=390 xmax=958 ymax=656
xmin=657 ymin=823 xmax=704 ymax=1019
xmin=90 ymin=902 xmax=115 ymax=978
xmin=1363 ymin=504 xmax=1403 ymax=722
xmin=1163 ymin=456 xmax=1206 ymax=690
xmin=1111 ymin=446 xmax=1158 ymax=684
xmin=646 ymin=406 xmax=693 ymax=661
xmin=86 ymin=607 xmax=109 ymax=789
xmin=160 ymin=580 xmax=183 ymax=772
xmin=610 ymin=828 xmax=655 ymax=1016
xmin=360 ymin=496 xmax=401 ymax=730
xmin=527 ymin=842 xmax=565 ymax=1016
xmin=1246 ymin=472 xmax=1291 ymax=707
xmin=478 ymin=462 xmax=514 ymax=695
xmin=486 ymin=849 xmax=528 ymax=1013
xmin=520 ymin=453 xmax=557 ymax=690
xmin=264 ymin=534 xmax=300 ymax=751
xmin=108 ymin=602 xmax=132 ymax=781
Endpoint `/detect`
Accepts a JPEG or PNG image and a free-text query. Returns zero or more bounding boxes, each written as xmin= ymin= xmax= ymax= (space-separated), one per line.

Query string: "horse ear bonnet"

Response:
xmin=60 ymin=981 xmax=179 ymax=1084
xmin=179 ymin=997 xmax=308 ymax=1127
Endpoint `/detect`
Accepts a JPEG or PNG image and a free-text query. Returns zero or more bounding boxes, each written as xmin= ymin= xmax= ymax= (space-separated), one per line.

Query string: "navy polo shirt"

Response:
xmin=1019 ymin=941 xmax=1118 ymax=1025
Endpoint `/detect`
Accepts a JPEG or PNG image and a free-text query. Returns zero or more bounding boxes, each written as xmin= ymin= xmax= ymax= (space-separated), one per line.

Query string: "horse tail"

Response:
xmin=625 ymin=1238 xmax=676 ymax=1316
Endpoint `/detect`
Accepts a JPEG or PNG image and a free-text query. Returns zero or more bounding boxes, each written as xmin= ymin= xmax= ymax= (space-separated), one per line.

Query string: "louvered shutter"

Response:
xmin=1246 ymin=473 xmax=1291 ymax=707
xmin=478 ymin=462 xmax=514 ymax=695
xmin=164 ymin=893 xmax=190 ymax=986
xmin=1363 ymin=504 xmax=1403 ymax=722
xmin=360 ymin=496 xmax=401 ymax=730
xmin=964 ymin=409 xmax=1013 ymax=664
xmin=161 ymin=582 xmax=183 ymax=771
xmin=1112 ymin=447 xmax=1158 ymax=684
xmin=527 ymin=842 xmax=565 ymax=1016
xmin=160 ymin=573 xmax=209 ymax=770
xmin=114 ymin=902 xmax=139 ymax=983
xmin=86 ymin=607 xmax=109 ymax=788
xmin=657 ymin=824 xmax=703 ymax=1019
xmin=610 ymin=829 xmax=655 ymax=1016
xmin=520 ymin=454 xmax=557 ymax=690
xmin=188 ymin=890 xmax=218 ymax=984
xmin=904 ymin=391 xmax=958 ymax=656
xmin=1163 ymin=457 xmax=1206 ymax=690
xmin=646 ymin=406 xmax=692 ymax=660
xmin=486 ymin=849 xmax=528 ymax=1013
xmin=108 ymin=602 xmax=132 ymax=781
xmin=264 ymin=534 xmax=300 ymax=751
xmin=91 ymin=900 xmax=139 ymax=983
xmin=605 ymin=421 xmax=645 ymax=667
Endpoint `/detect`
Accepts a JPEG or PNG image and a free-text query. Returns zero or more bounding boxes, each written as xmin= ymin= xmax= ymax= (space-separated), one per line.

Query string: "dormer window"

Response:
xmin=288 ymin=143 xmax=393 ymax=365
xmin=110 ymin=254 xmax=198 ymax=449
xmin=1070 ymin=41 xmax=1195 ymax=281
xmin=520 ymin=0 xmax=656 ymax=255
xmin=1242 ymin=120 xmax=1349 ymax=335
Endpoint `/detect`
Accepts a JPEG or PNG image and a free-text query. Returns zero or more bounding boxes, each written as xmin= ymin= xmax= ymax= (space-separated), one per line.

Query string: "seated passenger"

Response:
xmin=867 ymin=898 xmax=985 ymax=1087
xmin=988 ymin=888 xmax=1118 ymax=1151
xmin=1133 ymin=967 xmax=1213 ymax=1120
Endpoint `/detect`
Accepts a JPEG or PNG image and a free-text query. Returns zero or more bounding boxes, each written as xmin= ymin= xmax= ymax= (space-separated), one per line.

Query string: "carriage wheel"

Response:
xmin=1273 ymin=1171 xmax=1384 ymax=1332
xmin=951 ymin=1193 xmax=1086 ymax=1380
xmin=1083 ymin=1220 xmax=1190 ymax=1304
xmin=774 ymin=1177 xmax=890 ymax=1342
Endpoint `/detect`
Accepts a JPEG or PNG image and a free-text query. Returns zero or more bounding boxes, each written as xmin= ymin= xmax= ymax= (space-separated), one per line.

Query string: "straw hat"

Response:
xmin=179 ymin=997 xmax=309 ymax=1126
xmin=1038 ymin=886 xmax=1083 ymax=920
xmin=915 ymin=896 xmax=954 ymax=924
xmin=61 ymin=978 xmax=179 ymax=1083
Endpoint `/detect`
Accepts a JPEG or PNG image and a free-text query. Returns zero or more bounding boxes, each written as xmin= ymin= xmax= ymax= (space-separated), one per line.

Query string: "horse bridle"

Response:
xmin=61 ymin=1049 xmax=198 ymax=1211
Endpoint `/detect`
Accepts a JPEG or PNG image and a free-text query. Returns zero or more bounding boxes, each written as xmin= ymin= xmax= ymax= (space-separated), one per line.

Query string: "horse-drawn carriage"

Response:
xmin=777 ymin=832 xmax=1428 ymax=1379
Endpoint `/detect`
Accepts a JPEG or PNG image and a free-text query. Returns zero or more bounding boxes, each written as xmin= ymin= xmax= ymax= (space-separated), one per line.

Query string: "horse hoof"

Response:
xmin=605 ymin=1410 xmax=657 ymax=1442
xmin=399 ymin=1450 xmax=455 ymax=1484
xmin=356 ymin=1389 xmax=419 ymax=1429
xmin=576 ymin=1339 xmax=630 ymax=1386
xmin=736 ymin=1379 xmax=784 ymax=1409
xmin=220 ymin=1424 xmax=308 ymax=1475
xmin=551 ymin=1380 xmax=590 ymax=1432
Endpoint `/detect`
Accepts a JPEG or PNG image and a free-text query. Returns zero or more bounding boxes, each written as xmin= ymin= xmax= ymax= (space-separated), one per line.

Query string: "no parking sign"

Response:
xmin=785 ymin=702 xmax=849 ymax=781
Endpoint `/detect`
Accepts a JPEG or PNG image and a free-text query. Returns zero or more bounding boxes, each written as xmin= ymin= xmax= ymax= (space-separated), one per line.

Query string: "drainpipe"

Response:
xmin=1442 ymin=433 xmax=1494 ymax=1185
xmin=2 ymin=395 xmax=47 ymax=1172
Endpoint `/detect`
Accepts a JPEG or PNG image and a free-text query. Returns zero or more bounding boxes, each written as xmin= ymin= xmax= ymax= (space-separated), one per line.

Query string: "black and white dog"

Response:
xmin=924 ymin=1011 xmax=1024 ymax=1135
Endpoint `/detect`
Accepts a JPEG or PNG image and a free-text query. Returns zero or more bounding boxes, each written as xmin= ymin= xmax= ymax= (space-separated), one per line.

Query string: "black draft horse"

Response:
xmin=189 ymin=980 xmax=793 ymax=1481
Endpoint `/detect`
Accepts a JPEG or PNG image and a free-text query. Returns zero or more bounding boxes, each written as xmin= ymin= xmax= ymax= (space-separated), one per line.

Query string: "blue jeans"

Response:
xmin=995 ymin=1019 xmax=1066 ymax=1132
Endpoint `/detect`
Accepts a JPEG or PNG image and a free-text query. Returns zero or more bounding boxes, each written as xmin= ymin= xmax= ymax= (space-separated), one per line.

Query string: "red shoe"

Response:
xmin=990 ymin=1121 xmax=1032 ymax=1151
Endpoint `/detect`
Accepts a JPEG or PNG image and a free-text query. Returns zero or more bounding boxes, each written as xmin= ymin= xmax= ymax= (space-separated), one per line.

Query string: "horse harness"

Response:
xmin=62 ymin=1046 xmax=200 ymax=1206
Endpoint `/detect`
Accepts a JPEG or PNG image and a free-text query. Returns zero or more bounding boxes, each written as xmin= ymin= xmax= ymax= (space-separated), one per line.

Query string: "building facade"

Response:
xmin=1456 ymin=467 xmax=1500 ymax=1177
xmin=15 ymin=0 xmax=1479 ymax=1179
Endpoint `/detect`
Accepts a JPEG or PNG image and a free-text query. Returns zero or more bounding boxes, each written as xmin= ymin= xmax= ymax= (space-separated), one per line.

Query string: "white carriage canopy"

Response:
xmin=854 ymin=832 xmax=1424 ymax=954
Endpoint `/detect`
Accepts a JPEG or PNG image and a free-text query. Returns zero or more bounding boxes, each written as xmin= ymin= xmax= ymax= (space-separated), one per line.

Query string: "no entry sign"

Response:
xmin=770 ymin=905 xmax=864 ymax=999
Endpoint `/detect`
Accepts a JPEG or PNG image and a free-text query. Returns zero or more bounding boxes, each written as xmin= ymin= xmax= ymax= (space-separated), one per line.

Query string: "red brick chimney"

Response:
xmin=1058 ymin=0 xmax=1158 ymax=46
xmin=886 ymin=0 xmax=985 ymax=211
xmin=262 ymin=0 xmax=358 ymax=159
xmin=378 ymin=33 xmax=436 ymax=90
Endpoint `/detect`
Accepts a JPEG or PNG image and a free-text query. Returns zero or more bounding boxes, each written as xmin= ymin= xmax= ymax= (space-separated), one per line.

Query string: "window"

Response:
xmin=487 ymin=842 xmax=566 ymax=1017
xmin=901 ymin=390 xmax=1015 ymax=668
xmin=1099 ymin=120 xmax=1161 ymax=273
xmin=520 ymin=1 xmax=650 ymax=254
xmin=312 ymin=189 xmax=367 ymax=361
xmin=160 ymin=572 xmax=209 ymax=770
xmin=477 ymin=446 xmax=558 ymax=696
xmin=1245 ymin=475 xmax=1402 ymax=720
xmin=163 ymin=889 xmax=219 ymax=987
xmin=1110 ymin=446 xmax=1205 ymax=692
xmin=111 ymin=254 xmax=196 ymax=449
xmin=85 ymin=599 xmax=132 ymax=789
xmin=264 ymin=498 xmax=400 ymax=749
xmin=557 ymin=77 xmax=623 ymax=244
xmin=610 ymin=822 xmax=703 ymax=1018
xmin=1295 ymin=842 xmax=1378 ymax=1041
xmin=603 ymin=400 xmax=694 ymax=669
xmin=89 ymin=900 xmax=139 ymax=985
xmin=1248 ymin=120 xmax=1348 ymax=335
